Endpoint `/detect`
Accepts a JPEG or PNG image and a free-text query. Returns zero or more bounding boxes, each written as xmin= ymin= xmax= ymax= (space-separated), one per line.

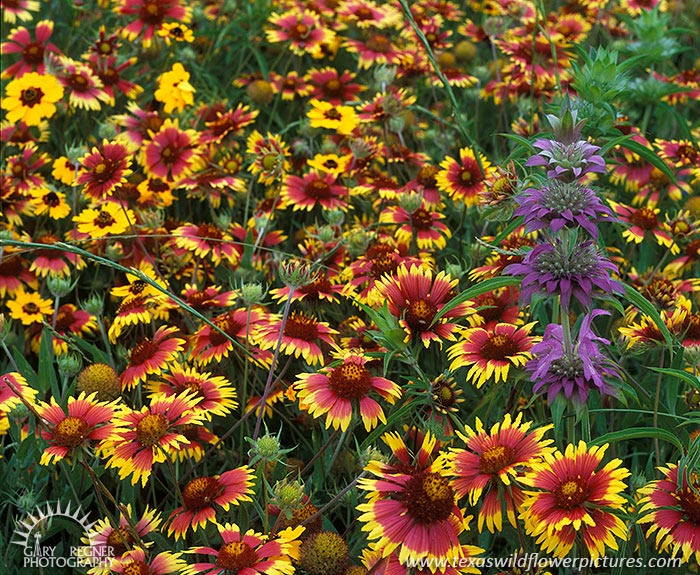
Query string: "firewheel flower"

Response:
xmin=436 ymin=147 xmax=495 ymax=206
xmin=37 ymin=392 xmax=118 ymax=465
xmin=77 ymin=140 xmax=133 ymax=200
xmin=519 ymin=441 xmax=630 ymax=560
xmin=448 ymin=322 xmax=538 ymax=388
xmin=1 ymin=71 xmax=64 ymax=126
xmin=638 ymin=463 xmax=700 ymax=564
xmin=0 ymin=372 xmax=38 ymax=413
xmin=367 ymin=264 xmax=473 ymax=347
xmin=181 ymin=523 xmax=304 ymax=575
xmin=294 ymin=352 xmax=401 ymax=432
xmin=103 ymin=391 xmax=206 ymax=486
xmin=155 ymin=62 xmax=195 ymax=114
xmin=120 ymin=325 xmax=186 ymax=390
xmin=357 ymin=431 xmax=466 ymax=564
xmin=448 ymin=413 xmax=554 ymax=533
xmin=166 ymin=467 xmax=255 ymax=540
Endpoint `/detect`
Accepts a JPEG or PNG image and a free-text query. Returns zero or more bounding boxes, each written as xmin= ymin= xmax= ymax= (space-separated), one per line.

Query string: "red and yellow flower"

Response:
xmin=37 ymin=392 xmax=118 ymax=466
xmin=103 ymin=391 xmax=205 ymax=486
xmin=167 ymin=466 xmax=255 ymax=540
xmin=638 ymin=463 xmax=700 ymax=564
xmin=120 ymin=326 xmax=186 ymax=390
xmin=449 ymin=413 xmax=554 ymax=532
xmin=357 ymin=431 xmax=466 ymax=564
xmin=255 ymin=311 xmax=336 ymax=366
xmin=295 ymin=351 xmax=401 ymax=432
xmin=182 ymin=523 xmax=304 ymax=575
xmin=448 ymin=322 xmax=538 ymax=388
xmin=520 ymin=441 xmax=630 ymax=559
xmin=437 ymin=147 xmax=495 ymax=206
xmin=368 ymin=264 xmax=473 ymax=347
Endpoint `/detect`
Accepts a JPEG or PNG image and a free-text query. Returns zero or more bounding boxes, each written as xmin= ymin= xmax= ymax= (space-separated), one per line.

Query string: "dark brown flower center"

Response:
xmin=410 ymin=208 xmax=434 ymax=230
xmin=67 ymin=73 xmax=89 ymax=91
xmin=54 ymin=416 xmax=90 ymax=447
xmin=106 ymin=525 xmax=133 ymax=557
xmin=135 ymin=413 xmax=168 ymax=447
xmin=94 ymin=210 xmax=116 ymax=228
xmin=328 ymin=362 xmax=372 ymax=399
xmin=404 ymin=299 xmax=436 ymax=333
xmin=122 ymin=561 xmax=150 ymax=575
xmin=197 ymin=223 xmax=224 ymax=240
xmin=460 ymin=166 xmax=475 ymax=184
xmin=22 ymin=302 xmax=40 ymax=315
xmin=291 ymin=23 xmax=310 ymax=40
xmin=182 ymin=476 xmax=223 ymax=510
xmin=23 ymin=42 xmax=45 ymax=64
xmin=129 ymin=339 xmax=158 ymax=366
xmin=323 ymin=79 xmax=342 ymax=96
xmin=678 ymin=485 xmax=700 ymax=524
xmin=366 ymin=34 xmax=391 ymax=53
xmin=480 ymin=333 xmax=518 ymax=360
xmin=283 ymin=312 xmax=319 ymax=341
xmin=43 ymin=191 xmax=60 ymax=206
xmin=177 ymin=378 xmax=204 ymax=399
xmin=401 ymin=472 xmax=455 ymax=524
xmin=555 ymin=477 xmax=589 ymax=509
xmin=140 ymin=0 xmax=165 ymax=24
xmin=324 ymin=109 xmax=342 ymax=121
xmin=479 ymin=444 xmax=515 ymax=474
xmin=216 ymin=541 xmax=257 ymax=571
xmin=629 ymin=207 xmax=658 ymax=230
xmin=208 ymin=313 xmax=244 ymax=346
xmin=305 ymin=178 xmax=332 ymax=199
xmin=20 ymin=86 xmax=44 ymax=107
xmin=417 ymin=165 xmax=439 ymax=188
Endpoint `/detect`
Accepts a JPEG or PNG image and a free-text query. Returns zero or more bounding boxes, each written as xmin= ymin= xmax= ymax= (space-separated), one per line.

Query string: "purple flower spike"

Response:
xmin=526 ymin=310 xmax=623 ymax=405
xmin=514 ymin=181 xmax=614 ymax=239
xmin=504 ymin=239 xmax=623 ymax=310
xmin=526 ymin=139 xmax=606 ymax=183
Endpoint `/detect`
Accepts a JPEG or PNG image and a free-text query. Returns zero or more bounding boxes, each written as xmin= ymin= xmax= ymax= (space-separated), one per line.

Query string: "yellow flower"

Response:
xmin=1 ymin=72 xmax=64 ymax=126
xmin=52 ymin=156 xmax=78 ymax=185
xmin=29 ymin=188 xmax=71 ymax=219
xmin=7 ymin=290 xmax=54 ymax=325
xmin=72 ymin=202 xmax=135 ymax=238
xmin=157 ymin=22 xmax=195 ymax=43
xmin=307 ymin=99 xmax=358 ymax=136
xmin=154 ymin=62 xmax=195 ymax=115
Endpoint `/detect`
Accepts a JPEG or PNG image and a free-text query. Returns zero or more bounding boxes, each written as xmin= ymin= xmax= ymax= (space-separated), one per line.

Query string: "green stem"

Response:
xmin=252 ymin=288 xmax=295 ymax=443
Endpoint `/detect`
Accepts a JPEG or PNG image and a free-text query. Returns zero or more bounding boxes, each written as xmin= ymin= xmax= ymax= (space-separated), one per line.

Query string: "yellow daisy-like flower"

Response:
xmin=7 ymin=289 xmax=54 ymax=325
xmin=73 ymin=202 xmax=135 ymax=238
xmin=155 ymin=62 xmax=195 ymax=115
xmin=29 ymin=188 xmax=71 ymax=219
xmin=307 ymin=99 xmax=358 ymax=136
xmin=1 ymin=72 xmax=64 ymax=126
xmin=157 ymin=22 xmax=195 ymax=43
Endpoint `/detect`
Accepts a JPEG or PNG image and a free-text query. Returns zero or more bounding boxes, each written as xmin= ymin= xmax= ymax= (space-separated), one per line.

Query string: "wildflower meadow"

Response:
xmin=1 ymin=0 xmax=700 ymax=574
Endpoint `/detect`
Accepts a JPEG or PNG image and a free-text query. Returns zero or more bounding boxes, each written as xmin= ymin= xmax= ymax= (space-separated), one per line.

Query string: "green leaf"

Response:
xmin=622 ymin=283 xmax=675 ymax=359
xmin=38 ymin=328 xmax=58 ymax=397
xmin=589 ymin=427 xmax=683 ymax=452
xmin=501 ymin=133 xmax=536 ymax=155
xmin=649 ymin=367 xmax=700 ymax=390
xmin=618 ymin=139 xmax=677 ymax=184
xmin=433 ymin=275 xmax=522 ymax=323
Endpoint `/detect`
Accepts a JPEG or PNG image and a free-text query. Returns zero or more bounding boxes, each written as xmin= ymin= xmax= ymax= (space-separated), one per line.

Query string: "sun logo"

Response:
xmin=12 ymin=501 xmax=104 ymax=570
